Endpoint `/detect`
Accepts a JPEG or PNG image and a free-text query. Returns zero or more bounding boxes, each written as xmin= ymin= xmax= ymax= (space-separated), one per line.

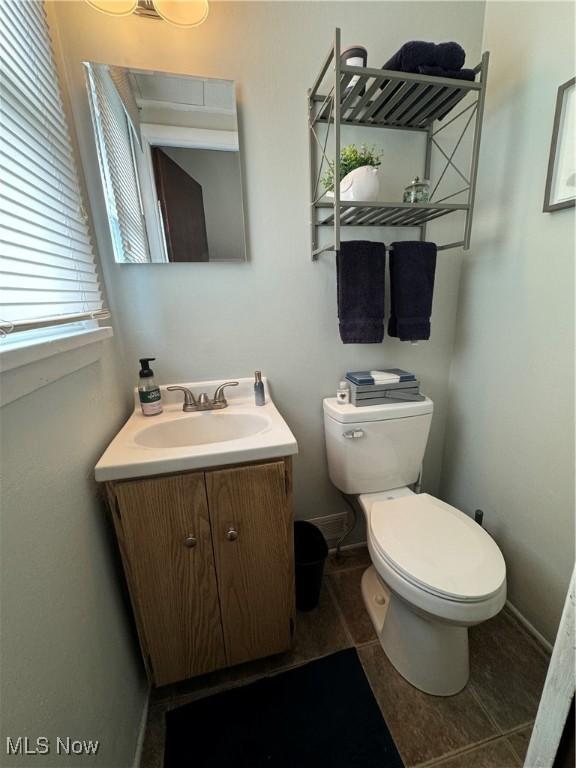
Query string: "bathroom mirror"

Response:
xmin=84 ymin=64 xmax=246 ymax=263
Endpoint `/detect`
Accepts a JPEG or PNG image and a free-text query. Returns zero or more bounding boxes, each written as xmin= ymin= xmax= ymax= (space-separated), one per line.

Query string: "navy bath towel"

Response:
xmin=337 ymin=241 xmax=386 ymax=344
xmin=388 ymin=241 xmax=437 ymax=342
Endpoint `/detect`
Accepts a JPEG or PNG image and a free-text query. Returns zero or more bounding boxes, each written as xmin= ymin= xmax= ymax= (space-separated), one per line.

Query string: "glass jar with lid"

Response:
xmin=403 ymin=176 xmax=430 ymax=204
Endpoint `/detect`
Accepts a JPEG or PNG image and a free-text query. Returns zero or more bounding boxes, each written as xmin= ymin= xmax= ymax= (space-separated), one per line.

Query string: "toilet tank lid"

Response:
xmin=323 ymin=397 xmax=433 ymax=424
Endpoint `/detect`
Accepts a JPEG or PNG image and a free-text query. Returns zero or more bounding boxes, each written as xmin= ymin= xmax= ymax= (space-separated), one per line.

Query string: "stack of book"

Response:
xmin=345 ymin=369 xmax=424 ymax=406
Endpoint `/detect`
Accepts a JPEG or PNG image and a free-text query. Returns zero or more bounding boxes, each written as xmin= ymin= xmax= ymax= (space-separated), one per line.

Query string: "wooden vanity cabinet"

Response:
xmin=105 ymin=458 xmax=294 ymax=687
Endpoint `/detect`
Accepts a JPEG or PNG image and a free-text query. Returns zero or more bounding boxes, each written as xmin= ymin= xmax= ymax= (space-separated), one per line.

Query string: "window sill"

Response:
xmin=0 ymin=326 xmax=114 ymax=407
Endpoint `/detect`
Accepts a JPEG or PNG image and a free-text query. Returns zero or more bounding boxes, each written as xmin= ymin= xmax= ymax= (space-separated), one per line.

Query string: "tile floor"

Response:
xmin=141 ymin=547 xmax=549 ymax=768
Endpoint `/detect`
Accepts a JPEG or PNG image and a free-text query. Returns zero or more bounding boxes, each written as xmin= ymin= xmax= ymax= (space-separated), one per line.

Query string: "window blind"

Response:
xmin=85 ymin=63 xmax=150 ymax=264
xmin=108 ymin=65 xmax=142 ymax=150
xmin=0 ymin=0 xmax=110 ymax=337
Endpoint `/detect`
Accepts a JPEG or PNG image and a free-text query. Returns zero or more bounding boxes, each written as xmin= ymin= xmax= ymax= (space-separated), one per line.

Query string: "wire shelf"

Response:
xmin=308 ymin=29 xmax=489 ymax=259
xmin=315 ymin=201 xmax=467 ymax=228
xmin=314 ymin=66 xmax=481 ymax=131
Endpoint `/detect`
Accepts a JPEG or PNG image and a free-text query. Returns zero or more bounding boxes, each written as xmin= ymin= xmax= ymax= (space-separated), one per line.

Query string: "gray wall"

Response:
xmin=54 ymin=0 xmax=485 ymax=543
xmin=440 ymin=1 xmax=575 ymax=643
xmin=0 ymin=345 xmax=148 ymax=768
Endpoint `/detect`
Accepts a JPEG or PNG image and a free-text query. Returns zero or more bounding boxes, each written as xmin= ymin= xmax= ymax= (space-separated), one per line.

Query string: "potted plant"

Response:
xmin=322 ymin=143 xmax=382 ymax=201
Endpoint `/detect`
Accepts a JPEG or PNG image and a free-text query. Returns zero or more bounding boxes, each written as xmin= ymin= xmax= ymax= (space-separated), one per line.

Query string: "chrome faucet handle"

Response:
xmin=213 ymin=381 xmax=239 ymax=406
xmin=167 ymin=386 xmax=197 ymax=412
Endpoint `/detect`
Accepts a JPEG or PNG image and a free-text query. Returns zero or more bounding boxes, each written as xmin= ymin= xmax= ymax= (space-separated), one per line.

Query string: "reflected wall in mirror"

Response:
xmin=84 ymin=64 xmax=246 ymax=263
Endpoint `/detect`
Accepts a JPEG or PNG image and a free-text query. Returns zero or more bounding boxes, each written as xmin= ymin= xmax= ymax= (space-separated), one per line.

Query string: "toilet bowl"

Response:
xmin=323 ymin=395 xmax=507 ymax=696
xmin=359 ymin=488 xmax=506 ymax=695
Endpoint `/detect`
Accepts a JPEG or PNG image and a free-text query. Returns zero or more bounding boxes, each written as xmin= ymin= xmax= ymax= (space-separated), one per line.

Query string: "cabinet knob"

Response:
xmin=184 ymin=535 xmax=198 ymax=548
xmin=226 ymin=528 xmax=238 ymax=542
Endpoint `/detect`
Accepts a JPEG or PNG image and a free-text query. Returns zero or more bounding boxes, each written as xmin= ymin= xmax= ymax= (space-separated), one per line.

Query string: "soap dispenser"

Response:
xmin=138 ymin=358 xmax=163 ymax=416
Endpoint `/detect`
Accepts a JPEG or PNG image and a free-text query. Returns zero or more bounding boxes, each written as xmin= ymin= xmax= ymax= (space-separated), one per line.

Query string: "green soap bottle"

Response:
xmin=138 ymin=358 xmax=163 ymax=416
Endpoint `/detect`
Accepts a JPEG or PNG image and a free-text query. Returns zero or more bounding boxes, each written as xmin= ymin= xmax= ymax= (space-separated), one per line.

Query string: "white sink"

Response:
xmin=95 ymin=377 xmax=298 ymax=482
xmin=134 ymin=412 xmax=269 ymax=449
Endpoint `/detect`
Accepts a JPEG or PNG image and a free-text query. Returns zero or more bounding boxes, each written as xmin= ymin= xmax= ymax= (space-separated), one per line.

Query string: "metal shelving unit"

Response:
xmin=308 ymin=28 xmax=489 ymax=260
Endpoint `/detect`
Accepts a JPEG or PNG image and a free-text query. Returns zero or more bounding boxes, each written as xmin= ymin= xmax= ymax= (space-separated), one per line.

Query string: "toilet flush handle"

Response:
xmin=343 ymin=429 xmax=364 ymax=439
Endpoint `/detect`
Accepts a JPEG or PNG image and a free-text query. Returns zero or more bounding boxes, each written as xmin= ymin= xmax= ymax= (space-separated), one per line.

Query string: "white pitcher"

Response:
xmin=327 ymin=165 xmax=380 ymax=201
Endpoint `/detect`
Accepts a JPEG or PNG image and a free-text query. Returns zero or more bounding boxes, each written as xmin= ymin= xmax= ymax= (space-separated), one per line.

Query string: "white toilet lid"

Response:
xmin=369 ymin=494 xmax=506 ymax=602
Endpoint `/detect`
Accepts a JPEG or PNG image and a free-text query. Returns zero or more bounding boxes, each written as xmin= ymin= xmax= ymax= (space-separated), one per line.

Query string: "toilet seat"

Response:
xmin=369 ymin=493 xmax=506 ymax=603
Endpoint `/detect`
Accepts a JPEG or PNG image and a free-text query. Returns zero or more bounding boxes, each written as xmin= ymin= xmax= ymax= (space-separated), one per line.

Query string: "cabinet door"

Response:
xmin=112 ymin=473 xmax=225 ymax=685
xmin=206 ymin=461 xmax=294 ymax=666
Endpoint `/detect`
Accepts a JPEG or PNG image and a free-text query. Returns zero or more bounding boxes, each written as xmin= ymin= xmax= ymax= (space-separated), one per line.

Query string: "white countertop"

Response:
xmin=95 ymin=378 xmax=298 ymax=482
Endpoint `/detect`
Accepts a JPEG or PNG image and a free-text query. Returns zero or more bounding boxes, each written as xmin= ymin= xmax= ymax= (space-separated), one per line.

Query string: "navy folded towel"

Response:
xmin=435 ymin=42 xmax=466 ymax=71
xmin=337 ymin=241 xmax=386 ymax=344
xmin=388 ymin=241 xmax=437 ymax=342
xmin=418 ymin=65 xmax=475 ymax=81
xmin=383 ymin=41 xmax=465 ymax=74
xmin=383 ymin=41 xmax=436 ymax=73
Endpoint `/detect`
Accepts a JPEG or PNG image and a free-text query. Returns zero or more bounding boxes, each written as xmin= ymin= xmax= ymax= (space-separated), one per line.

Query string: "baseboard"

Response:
xmin=133 ymin=688 xmax=151 ymax=768
xmin=505 ymin=600 xmax=553 ymax=654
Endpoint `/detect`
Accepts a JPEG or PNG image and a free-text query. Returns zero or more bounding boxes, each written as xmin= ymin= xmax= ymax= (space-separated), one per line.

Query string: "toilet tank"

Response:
xmin=323 ymin=397 xmax=433 ymax=495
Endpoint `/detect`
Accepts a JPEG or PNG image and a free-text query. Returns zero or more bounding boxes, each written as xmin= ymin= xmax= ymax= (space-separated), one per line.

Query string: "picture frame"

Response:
xmin=543 ymin=76 xmax=575 ymax=212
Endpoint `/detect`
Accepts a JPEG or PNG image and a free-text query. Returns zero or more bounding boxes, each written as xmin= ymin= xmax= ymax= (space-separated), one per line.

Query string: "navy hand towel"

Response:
xmin=337 ymin=241 xmax=386 ymax=344
xmin=388 ymin=241 xmax=437 ymax=342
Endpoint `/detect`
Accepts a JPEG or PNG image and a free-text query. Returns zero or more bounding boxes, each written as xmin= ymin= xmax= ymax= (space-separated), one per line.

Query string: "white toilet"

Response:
xmin=323 ymin=396 xmax=506 ymax=696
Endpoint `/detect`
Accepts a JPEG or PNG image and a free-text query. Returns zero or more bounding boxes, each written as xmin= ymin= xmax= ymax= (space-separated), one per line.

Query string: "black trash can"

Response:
xmin=294 ymin=521 xmax=328 ymax=611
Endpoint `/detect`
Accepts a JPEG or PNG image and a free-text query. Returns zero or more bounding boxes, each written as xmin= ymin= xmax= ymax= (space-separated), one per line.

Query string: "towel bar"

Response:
xmin=312 ymin=240 xmax=465 ymax=259
xmin=384 ymin=241 xmax=464 ymax=254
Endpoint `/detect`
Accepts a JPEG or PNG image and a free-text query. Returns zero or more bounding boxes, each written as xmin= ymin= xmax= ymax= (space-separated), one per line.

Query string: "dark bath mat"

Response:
xmin=165 ymin=648 xmax=404 ymax=767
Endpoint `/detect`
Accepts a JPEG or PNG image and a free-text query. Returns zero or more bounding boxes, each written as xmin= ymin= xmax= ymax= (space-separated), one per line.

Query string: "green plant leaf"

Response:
xmin=321 ymin=143 xmax=382 ymax=191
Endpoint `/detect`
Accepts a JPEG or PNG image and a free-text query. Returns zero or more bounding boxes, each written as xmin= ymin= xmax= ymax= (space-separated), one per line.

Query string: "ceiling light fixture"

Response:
xmin=86 ymin=0 xmax=137 ymax=16
xmin=86 ymin=0 xmax=209 ymax=28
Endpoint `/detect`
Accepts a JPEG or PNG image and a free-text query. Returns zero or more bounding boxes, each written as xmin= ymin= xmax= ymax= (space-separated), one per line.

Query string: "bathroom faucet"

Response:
xmin=167 ymin=382 xmax=239 ymax=412
xmin=166 ymin=386 xmax=198 ymax=412
xmin=212 ymin=381 xmax=239 ymax=407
